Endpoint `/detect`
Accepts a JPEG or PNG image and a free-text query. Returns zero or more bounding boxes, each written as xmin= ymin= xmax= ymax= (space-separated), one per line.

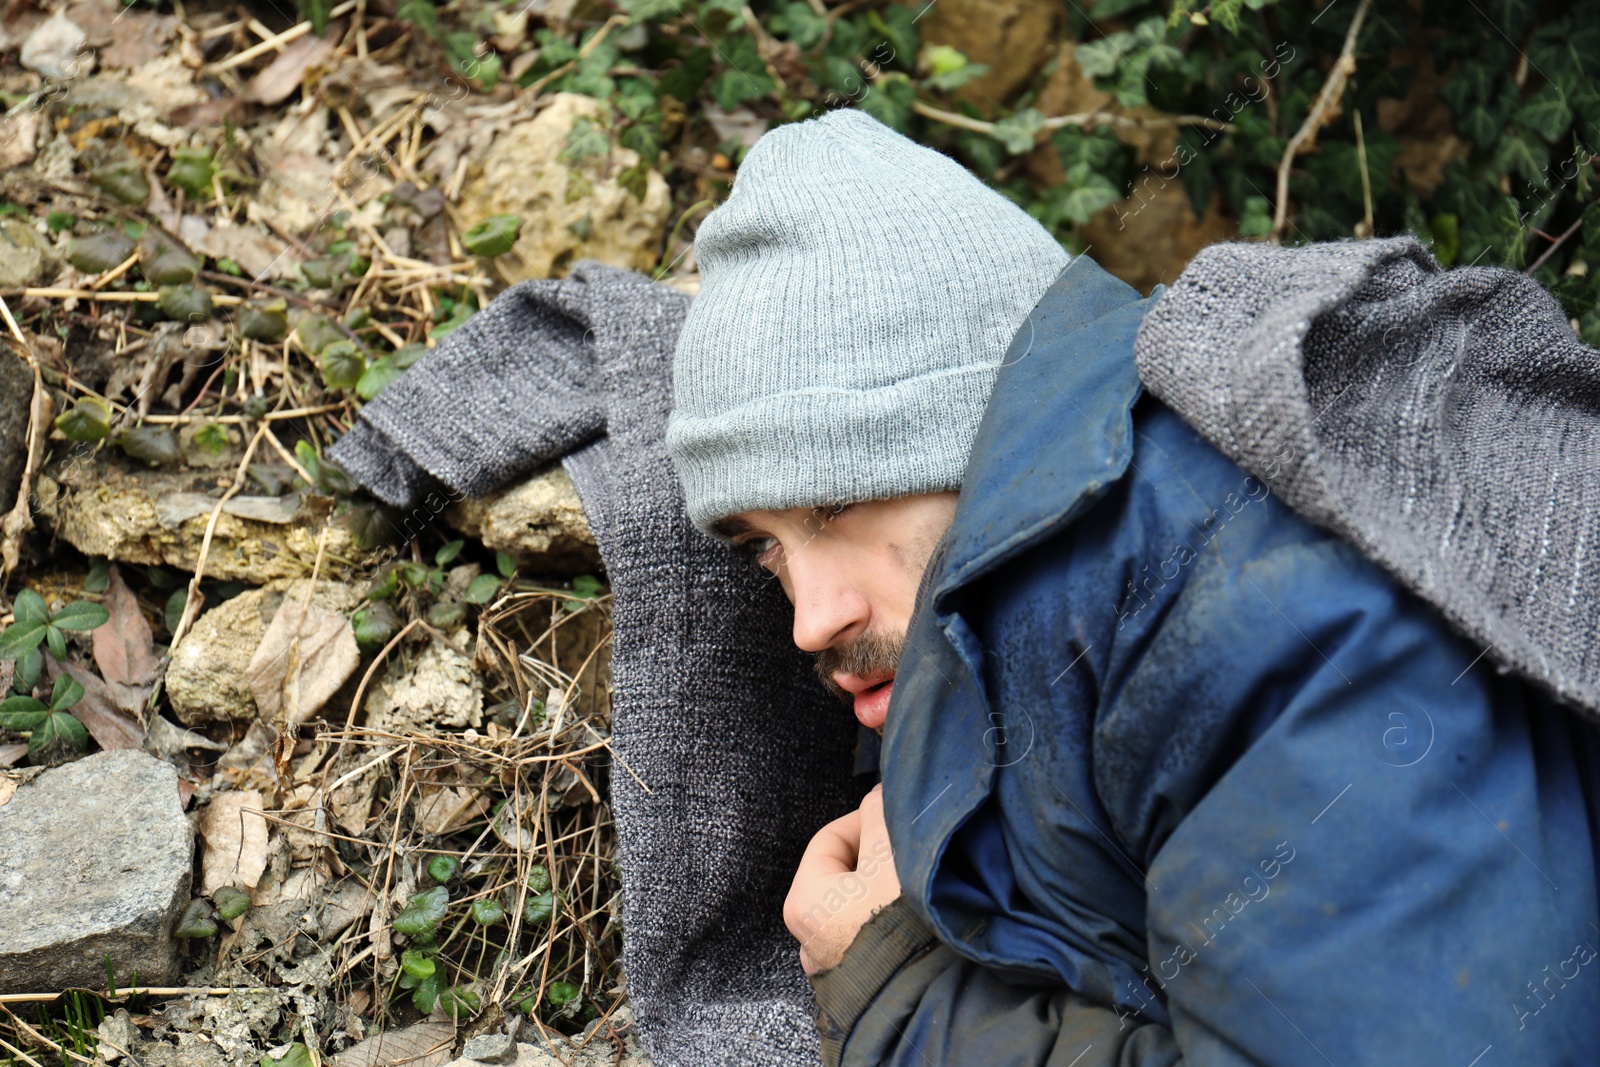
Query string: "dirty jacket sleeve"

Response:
xmin=813 ymin=896 xmax=1177 ymax=1066
xmin=809 ymin=409 xmax=1600 ymax=1065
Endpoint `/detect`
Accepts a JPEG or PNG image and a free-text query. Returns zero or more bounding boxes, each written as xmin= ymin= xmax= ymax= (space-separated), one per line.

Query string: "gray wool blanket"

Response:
xmin=328 ymin=260 xmax=860 ymax=1067
xmin=1134 ymin=235 xmax=1600 ymax=722
xmin=330 ymin=236 xmax=1600 ymax=1063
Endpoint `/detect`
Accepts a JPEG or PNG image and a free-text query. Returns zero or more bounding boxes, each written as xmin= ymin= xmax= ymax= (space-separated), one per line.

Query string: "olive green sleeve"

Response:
xmin=809 ymin=896 xmax=941 ymax=1067
xmin=808 ymin=897 xmax=1181 ymax=1067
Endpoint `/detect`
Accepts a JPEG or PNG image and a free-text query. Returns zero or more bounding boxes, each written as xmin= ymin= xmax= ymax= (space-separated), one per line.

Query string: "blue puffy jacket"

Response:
xmin=809 ymin=254 xmax=1600 ymax=1066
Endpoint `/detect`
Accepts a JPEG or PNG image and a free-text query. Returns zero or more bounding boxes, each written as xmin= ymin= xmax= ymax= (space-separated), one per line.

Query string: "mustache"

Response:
xmin=814 ymin=629 xmax=904 ymax=702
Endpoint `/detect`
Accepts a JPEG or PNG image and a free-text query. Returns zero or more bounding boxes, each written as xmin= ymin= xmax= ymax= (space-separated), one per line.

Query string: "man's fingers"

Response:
xmin=796 ymin=806 xmax=861 ymax=876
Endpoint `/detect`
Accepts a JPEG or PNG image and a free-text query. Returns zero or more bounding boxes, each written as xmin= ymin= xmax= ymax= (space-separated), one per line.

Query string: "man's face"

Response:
xmin=713 ymin=492 xmax=960 ymax=734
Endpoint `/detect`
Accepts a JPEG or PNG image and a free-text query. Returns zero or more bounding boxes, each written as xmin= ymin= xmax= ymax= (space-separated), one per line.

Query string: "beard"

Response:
xmin=813 ymin=628 xmax=904 ymax=704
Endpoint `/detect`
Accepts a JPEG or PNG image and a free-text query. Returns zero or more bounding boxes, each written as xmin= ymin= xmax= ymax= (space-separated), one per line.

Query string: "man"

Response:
xmin=665 ymin=108 xmax=1600 ymax=1064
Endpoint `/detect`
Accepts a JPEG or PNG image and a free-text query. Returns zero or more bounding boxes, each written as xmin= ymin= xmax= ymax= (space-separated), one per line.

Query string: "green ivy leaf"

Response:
xmin=51 ymin=600 xmax=110 ymax=633
xmin=117 ymin=426 xmax=182 ymax=468
xmin=0 ymin=695 xmax=50 ymax=730
xmin=195 ymin=422 xmax=232 ymax=454
xmin=45 ymin=625 xmax=66 ymax=662
xmin=546 ymin=981 xmax=580 ymax=1006
xmin=49 ymin=672 xmax=84 ymax=711
xmin=465 ymin=573 xmax=504 ymax=605
xmin=241 ymin=299 xmax=289 ymax=343
xmin=175 ymin=898 xmax=219 ymax=938
xmin=412 ymin=970 xmax=443 ymax=1013
xmin=427 ymin=854 xmax=461 ymax=883
xmin=400 ymin=948 xmax=437 ymax=979
xmin=522 ymin=889 xmax=555 ymax=925
xmin=991 ymin=108 xmax=1048 ymax=155
xmin=260 ymin=1044 xmax=313 ymax=1067
xmin=29 ymin=709 xmax=87 ymax=758
xmin=462 ymin=215 xmax=524 ymax=256
xmin=55 ymin=397 xmax=113 ymax=442
xmin=393 ymin=886 xmax=450 ymax=940
xmin=496 ymin=551 xmax=516 ymax=580
xmin=659 ymin=47 xmax=711 ymax=102
xmin=168 ymin=147 xmax=216 ymax=199
xmin=351 ymin=603 xmax=401 ymax=653
xmin=470 ymin=898 xmax=506 ymax=926
xmin=1516 ymin=84 xmax=1573 ymax=143
xmin=13 ymin=589 xmax=47 ymax=625
xmin=15 ymin=647 xmax=42 ymax=689
xmin=320 ymin=341 xmax=366 ymax=391
xmin=213 ymin=886 xmax=252 ymax=920
xmin=710 ymin=34 xmax=777 ymax=110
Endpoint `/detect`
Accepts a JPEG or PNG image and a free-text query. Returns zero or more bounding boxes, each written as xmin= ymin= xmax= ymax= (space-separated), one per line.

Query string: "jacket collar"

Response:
xmin=931 ymin=254 xmax=1154 ymax=609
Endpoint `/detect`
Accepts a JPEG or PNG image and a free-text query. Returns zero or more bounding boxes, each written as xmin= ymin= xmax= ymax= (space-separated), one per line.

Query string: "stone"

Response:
xmin=165 ymin=579 xmax=362 ymax=726
xmin=912 ymin=0 xmax=1059 ymax=111
xmin=0 ymin=217 xmax=55 ymax=288
xmin=363 ymin=631 xmax=483 ymax=734
xmin=457 ymin=93 xmax=671 ymax=282
xmin=0 ymin=750 xmax=192 ymax=993
xmin=461 ymin=1034 xmax=517 ymax=1064
xmin=446 ymin=465 xmax=600 ymax=575
xmin=0 ymin=338 xmax=31 ymax=517
xmin=34 ymin=451 xmax=386 ymax=584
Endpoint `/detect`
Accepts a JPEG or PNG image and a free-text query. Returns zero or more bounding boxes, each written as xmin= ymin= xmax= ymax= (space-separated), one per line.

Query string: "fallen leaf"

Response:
xmin=0 ymin=776 xmax=15 ymax=807
xmin=0 ymin=747 xmax=24 ymax=770
xmin=53 ymin=660 xmax=147 ymax=751
xmin=246 ymin=597 xmax=360 ymax=724
xmin=0 ymin=108 xmax=40 ymax=170
xmin=199 ymin=789 xmax=269 ymax=894
xmin=414 ymin=784 xmax=489 ymax=836
xmin=94 ymin=564 xmax=158 ymax=688
xmin=334 ymin=1021 xmax=455 ymax=1067
xmin=245 ymin=20 xmax=347 ymax=105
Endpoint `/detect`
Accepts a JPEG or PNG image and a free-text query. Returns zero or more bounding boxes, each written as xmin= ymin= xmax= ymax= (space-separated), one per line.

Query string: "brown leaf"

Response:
xmin=244 ymin=20 xmax=347 ymax=105
xmin=334 ymin=1022 xmax=455 ymax=1067
xmin=199 ymin=789 xmax=269 ymax=894
xmin=54 ymin=660 xmax=147 ymax=752
xmin=0 ymin=744 xmax=26 ymax=770
xmin=94 ymin=564 xmax=158 ymax=688
xmin=246 ymin=597 xmax=360 ymax=725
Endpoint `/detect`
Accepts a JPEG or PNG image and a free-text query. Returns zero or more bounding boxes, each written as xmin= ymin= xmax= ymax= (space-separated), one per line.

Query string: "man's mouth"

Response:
xmin=831 ymin=672 xmax=895 ymax=731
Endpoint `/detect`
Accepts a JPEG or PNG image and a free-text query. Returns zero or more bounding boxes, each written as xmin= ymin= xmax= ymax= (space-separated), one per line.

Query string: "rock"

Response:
xmin=447 ymin=465 xmax=600 ymax=575
xmin=0 ymin=338 xmax=31 ymax=517
xmin=0 ymin=750 xmax=192 ymax=993
xmin=166 ymin=579 xmax=362 ymax=726
xmin=461 ymin=1034 xmax=517 ymax=1064
xmin=35 ymin=451 xmax=386 ymax=584
xmin=363 ymin=632 xmax=483 ymax=734
xmin=20 ymin=8 xmax=90 ymax=81
xmin=0 ymin=217 xmax=54 ymax=288
xmin=914 ymin=0 xmax=1059 ymax=111
xmin=457 ymin=93 xmax=671 ymax=282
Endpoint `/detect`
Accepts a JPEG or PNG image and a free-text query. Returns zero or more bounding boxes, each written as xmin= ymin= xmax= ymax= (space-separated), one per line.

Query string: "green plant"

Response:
xmin=0 ymin=589 xmax=109 ymax=666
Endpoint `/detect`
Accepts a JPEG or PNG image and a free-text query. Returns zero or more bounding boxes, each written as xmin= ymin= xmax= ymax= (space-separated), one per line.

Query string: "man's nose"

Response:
xmin=786 ymin=549 xmax=870 ymax=654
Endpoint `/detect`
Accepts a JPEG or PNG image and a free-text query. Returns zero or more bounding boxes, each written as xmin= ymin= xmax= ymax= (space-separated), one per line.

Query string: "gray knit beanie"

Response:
xmin=666 ymin=107 xmax=1072 ymax=540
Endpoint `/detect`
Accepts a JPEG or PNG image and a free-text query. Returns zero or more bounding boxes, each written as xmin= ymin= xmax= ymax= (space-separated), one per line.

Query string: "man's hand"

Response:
xmin=784 ymin=783 xmax=903 ymax=975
